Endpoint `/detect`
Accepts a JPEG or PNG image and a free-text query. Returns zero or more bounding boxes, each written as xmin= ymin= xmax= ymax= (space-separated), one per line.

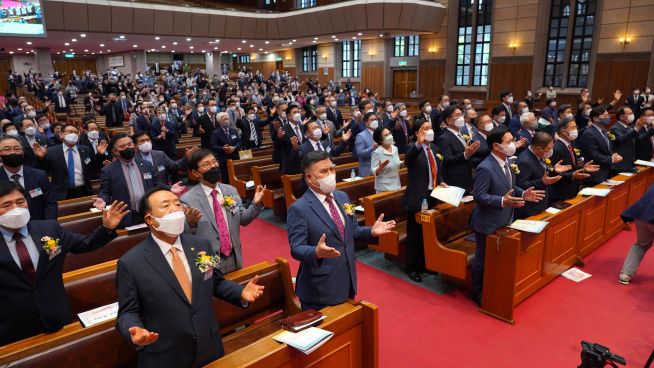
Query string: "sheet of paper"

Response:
xmin=545 ymin=207 xmax=561 ymax=215
xmin=561 ymin=267 xmax=592 ymax=282
xmin=461 ymin=195 xmax=474 ymax=203
xmin=579 ymin=187 xmax=611 ymax=197
xmin=273 ymin=327 xmax=334 ymax=355
xmin=619 ymin=172 xmax=635 ymax=177
xmin=89 ymin=205 xmax=111 ymax=213
xmin=78 ymin=302 xmax=119 ymax=328
xmin=245 ymin=180 xmax=255 ymax=189
xmin=239 ymin=149 xmax=253 ymax=160
xmin=430 ymin=186 xmax=466 ymax=207
xmin=342 ymin=177 xmax=363 ymax=182
xmin=354 ymin=205 xmax=364 ymax=213
xmin=600 ymin=180 xmax=625 ymax=186
xmin=508 ymin=220 xmax=548 ymax=234
xmin=125 ymin=223 xmax=147 ymax=231
xmin=634 ymin=159 xmax=654 ymax=168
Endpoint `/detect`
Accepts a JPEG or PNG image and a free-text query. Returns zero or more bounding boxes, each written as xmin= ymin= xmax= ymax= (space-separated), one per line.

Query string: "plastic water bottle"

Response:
xmin=421 ymin=199 xmax=428 ymax=212
xmin=350 ymin=168 xmax=356 ymax=180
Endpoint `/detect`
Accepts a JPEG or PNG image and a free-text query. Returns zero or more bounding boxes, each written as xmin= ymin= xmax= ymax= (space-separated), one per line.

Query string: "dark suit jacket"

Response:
xmin=237 ymin=117 xmax=265 ymax=150
xmin=198 ymin=113 xmax=219 ymax=150
xmin=151 ymin=118 xmax=177 ymax=159
xmin=116 ymin=234 xmax=244 ymax=368
xmin=326 ymin=106 xmax=343 ymax=129
xmin=211 ymin=126 xmax=241 ymax=162
xmin=279 ymin=122 xmax=304 ymax=174
xmin=287 ymin=190 xmax=372 ymax=306
xmin=581 ymin=125 xmax=614 ymax=184
xmin=79 ymin=132 xmax=110 ymax=179
xmin=470 ymin=131 xmax=490 ymax=168
xmin=386 ymin=118 xmax=412 ymax=154
xmin=98 ymin=158 xmax=159 ymax=227
xmin=97 ymin=102 xmax=124 ymax=127
xmin=401 ymin=142 xmax=444 ymax=213
xmin=470 ymin=154 xmax=525 ymax=234
xmin=515 ymin=148 xmax=549 ymax=218
xmin=45 ymin=144 xmax=99 ymax=200
xmin=627 ymin=95 xmax=645 ymax=117
xmin=516 ymin=129 xmax=534 ymax=156
xmin=53 ymin=96 xmax=71 ymax=113
xmin=267 ymin=115 xmax=285 ymax=164
xmin=635 ymin=126 xmax=654 ymax=160
xmin=622 ymin=182 xmax=654 ymax=224
xmin=135 ymin=115 xmax=154 ymax=135
xmin=549 ymin=139 xmax=583 ymax=202
xmin=18 ymin=135 xmax=49 ymax=171
xmin=437 ymin=129 xmax=473 ymax=193
xmin=0 ymin=166 xmax=57 ymax=220
xmin=298 ymin=138 xmax=346 ymax=158
xmin=0 ymin=221 xmax=116 ymax=345
xmin=610 ymin=122 xmax=639 ymax=172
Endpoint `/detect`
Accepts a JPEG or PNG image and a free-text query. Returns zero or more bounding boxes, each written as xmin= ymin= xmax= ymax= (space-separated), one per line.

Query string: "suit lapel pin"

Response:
xmin=191 ymin=247 xmax=195 ymax=251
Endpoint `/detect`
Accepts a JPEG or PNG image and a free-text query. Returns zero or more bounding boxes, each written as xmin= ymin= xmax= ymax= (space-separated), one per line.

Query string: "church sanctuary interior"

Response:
xmin=2 ymin=0 xmax=654 ymax=367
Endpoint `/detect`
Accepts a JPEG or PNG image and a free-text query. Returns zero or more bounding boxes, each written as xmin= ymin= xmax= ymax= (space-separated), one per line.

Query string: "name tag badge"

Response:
xmin=84 ymin=157 xmax=91 ymax=165
xmin=231 ymin=135 xmax=237 ymax=139
xmin=29 ymin=187 xmax=43 ymax=198
xmin=326 ymin=146 xmax=332 ymax=153
xmin=48 ymin=246 xmax=61 ymax=261
xmin=143 ymin=173 xmax=152 ymax=180
xmin=158 ymin=165 xmax=165 ymax=172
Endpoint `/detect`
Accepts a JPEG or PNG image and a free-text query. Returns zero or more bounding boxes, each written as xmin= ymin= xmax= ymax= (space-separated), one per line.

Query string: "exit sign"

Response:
xmin=398 ymin=60 xmax=407 ymax=66
xmin=64 ymin=53 xmax=74 ymax=58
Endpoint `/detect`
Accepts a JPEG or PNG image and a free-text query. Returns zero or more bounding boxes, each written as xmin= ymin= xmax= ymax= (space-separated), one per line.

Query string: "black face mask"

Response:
xmin=119 ymin=148 xmax=135 ymax=160
xmin=1 ymin=153 xmax=24 ymax=168
xmin=202 ymin=166 xmax=221 ymax=184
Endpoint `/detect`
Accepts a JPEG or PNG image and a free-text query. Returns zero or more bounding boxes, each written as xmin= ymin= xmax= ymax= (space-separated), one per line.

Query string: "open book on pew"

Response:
xmin=273 ymin=327 xmax=334 ymax=355
xmin=634 ymin=159 xmax=654 ymax=168
xmin=579 ymin=187 xmax=611 ymax=197
xmin=508 ymin=220 xmax=548 ymax=234
xmin=78 ymin=302 xmax=119 ymax=328
xmin=430 ymin=186 xmax=466 ymax=207
xmin=245 ymin=180 xmax=255 ymax=189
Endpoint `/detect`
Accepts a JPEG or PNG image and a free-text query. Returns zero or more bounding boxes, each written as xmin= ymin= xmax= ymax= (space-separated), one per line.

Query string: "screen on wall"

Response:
xmin=0 ymin=0 xmax=45 ymax=36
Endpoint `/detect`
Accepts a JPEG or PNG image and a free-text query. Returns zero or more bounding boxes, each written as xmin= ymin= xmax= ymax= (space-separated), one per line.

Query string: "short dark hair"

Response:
xmin=487 ymin=125 xmax=510 ymax=148
xmin=1 ymin=123 xmax=16 ymax=133
xmin=0 ymin=136 xmax=21 ymax=146
xmin=287 ymin=103 xmax=300 ymax=113
xmin=0 ymin=180 xmax=26 ymax=199
xmin=617 ymin=106 xmax=630 ymax=119
xmin=499 ymin=90 xmax=512 ymax=100
xmin=442 ymin=105 xmax=460 ymax=120
xmin=492 ymin=106 xmax=505 ymax=116
xmin=364 ymin=112 xmax=376 ymax=122
xmin=557 ymin=104 xmax=571 ymax=115
xmin=188 ymin=148 xmax=215 ymax=171
xmin=590 ymin=106 xmax=607 ymax=120
xmin=83 ymin=120 xmax=98 ymax=130
xmin=61 ymin=122 xmax=78 ymax=132
xmin=301 ymin=150 xmax=331 ymax=173
xmin=139 ymin=185 xmax=171 ymax=218
xmin=418 ymin=99 xmax=430 ymax=109
xmin=372 ymin=126 xmax=388 ymax=145
xmin=558 ymin=117 xmax=576 ymax=132
xmin=110 ymin=132 xmax=132 ymax=150
xmin=531 ymin=131 xmax=553 ymax=148
xmin=245 ymin=105 xmax=255 ymax=113
xmin=132 ymin=131 xmax=150 ymax=142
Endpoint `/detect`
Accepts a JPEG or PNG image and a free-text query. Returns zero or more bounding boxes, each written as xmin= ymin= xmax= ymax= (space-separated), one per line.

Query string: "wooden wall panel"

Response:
xmin=418 ymin=60 xmax=445 ymax=100
xmin=317 ymin=67 xmax=334 ymax=86
xmin=448 ymin=91 xmax=487 ymax=102
xmin=489 ymin=62 xmax=533 ymax=106
xmin=249 ymin=61 xmax=277 ymax=79
xmin=51 ymin=59 xmax=97 ymax=78
xmin=592 ymin=57 xmax=650 ymax=105
xmin=361 ymin=62 xmax=384 ymax=97
xmin=0 ymin=58 xmax=10 ymax=95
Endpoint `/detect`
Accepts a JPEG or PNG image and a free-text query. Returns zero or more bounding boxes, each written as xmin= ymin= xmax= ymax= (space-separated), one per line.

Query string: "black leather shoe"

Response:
xmin=408 ymin=271 xmax=423 ymax=283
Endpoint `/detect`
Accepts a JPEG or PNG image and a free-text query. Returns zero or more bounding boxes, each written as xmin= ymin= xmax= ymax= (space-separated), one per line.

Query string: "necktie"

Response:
xmin=170 ymin=247 xmax=192 ymax=303
xmin=426 ymin=147 xmax=438 ymax=188
xmin=111 ymin=104 xmax=116 ymax=124
xmin=295 ymin=125 xmax=302 ymax=143
xmin=127 ymin=163 xmax=144 ymax=210
xmin=567 ymin=144 xmax=575 ymax=164
xmin=13 ymin=233 xmax=36 ymax=282
xmin=324 ymin=195 xmax=345 ymax=239
xmin=249 ymin=120 xmax=258 ymax=145
xmin=316 ymin=142 xmax=323 ymax=151
xmin=210 ymin=115 xmax=215 ymax=127
xmin=67 ymin=148 xmax=76 ymax=188
xmin=504 ymin=162 xmax=513 ymax=187
xmin=210 ymin=189 xmax=232 ymax=256
xmin=59 ymin=95 xmax=66 ymax=108
xmin=10 ymin=174 xmax=20 ymax=186
xmin=401 ymin=120 xmax=409 ymax=144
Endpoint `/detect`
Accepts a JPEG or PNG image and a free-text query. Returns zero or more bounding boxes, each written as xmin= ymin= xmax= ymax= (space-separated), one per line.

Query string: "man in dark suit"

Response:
xmin=469 ymin=126 xmax=545 ymax=305
xmin=197 ymin=101 xmax=220 ymax=150
xmin=387 ymin=103 xmax=413 ymax=154
xmin=515 ymin=131 xmax=570 ymax=219
xmin=626 ymin=88 xmax=645 ymax=118
xmin=268 ymin=102 xmax=288 ymax=166
xmin=0 ymin=136 xmax=57 ymax=219
xmin=470 ymin=114 xmax=493 ymax=168
xmin=135 ymin=106 xmax=155 ymax=135
xmin=134 ymin=132 xmax=195 ymax=184
xmin=116 ymin=187 xmax=264 ymax=367
xmin=610 ymin=106 xmax=645 ymax=175
xmin=402 ymin=120 xmax=445 ymax=282
xmin=287 ymin=151 xmax=395 ymax=310
xmin=581 ymin=106 xmax=624 ymax=186
xmin=151 ymin=107 xmax=178 ymax=160
xmin=41 ymin=123 xmax=106 ymax=200
xmin=515 ymin=112 xmax=538 ymax=155
xmin=436 ymin=106 xmax=480 ymax=193
xmin=96 ymin=93 xmax=124 ymax=127
xmin=278 ymin=103 xmax=305 ymax=175
xmin=18 ymin=118 xmax=49 ymax=171
xmin=238 ymin=105 xmax=265 ymax=150
xmin=618 ymin=182 xmax=654 ymax=285
xmin=211 ymin=112 xmax=241 ymax=185
xmin=79 ymin=120 xmax=110 ymax=180
xmin=53 ymin=89 xmax=70 ymax=114
xmin=298 ymin=120 xmax=350 ymax=158
xmin=635 ymin=107 xmax=654 ymax=161
xmin=498 ymin=90 xmax=516 ymax=121
xmin=325 ymin=96 xmax=343 ymax=129
xmin=549 ymin=118 xmax=599 ymax=203
xmin=0 ymin=180 xmax=128 ymax=345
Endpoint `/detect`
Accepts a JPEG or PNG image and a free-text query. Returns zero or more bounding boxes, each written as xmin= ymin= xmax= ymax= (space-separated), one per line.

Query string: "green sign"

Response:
xmin=398 ymin=60 xmax=407 ymax=66
xmin=64 ymin=53 xmax=74 ymax=58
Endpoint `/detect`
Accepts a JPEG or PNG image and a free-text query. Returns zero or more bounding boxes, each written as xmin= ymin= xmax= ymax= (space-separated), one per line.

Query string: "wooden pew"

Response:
xmin=64 ymin=260 xmax=118 ymax=315
xmin=228 ymin=155 xmax=273 ymax=198
xmin=281 ymin=162 xmax=360 ymax=209
xmin=62 ymin=230 xmax=149 ymax=273
xmin=57 ymin=195 xmax=95 ymax=218
xmin=416 ymin=202 xmax=477 ymax=284
xmin=480 ymin=166 xmax=654 ymax=324
xmin=0 ymin=258 xmax=304 ymax=367
xmin=361 ymin=189 xmax=407 ymax=262
xmin=59 ymin=212 xmax=103 ymax=235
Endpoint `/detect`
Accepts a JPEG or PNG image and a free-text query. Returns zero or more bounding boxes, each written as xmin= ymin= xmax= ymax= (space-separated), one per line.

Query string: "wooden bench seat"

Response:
xmin=62 ymin=230 xmax=149 ymax=273
xmin=361 ymin=189 xmax=407 ymax=262
xmin=281 ymin=162 xmax=360 ymax=209
xmin=227 ymin=155 xmax=272 ymax=198
xmin=57 ymin=195 xmax=95 ymax=218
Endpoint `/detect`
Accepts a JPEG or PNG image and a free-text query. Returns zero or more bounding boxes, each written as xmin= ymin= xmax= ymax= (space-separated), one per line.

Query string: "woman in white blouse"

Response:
xmin=371 ymin=127 xmax=402 ymax=193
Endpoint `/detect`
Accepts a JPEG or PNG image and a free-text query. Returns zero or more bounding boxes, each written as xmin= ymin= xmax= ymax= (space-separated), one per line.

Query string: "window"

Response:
xmin=298 ymin=0 xmax=316 ymax=8
xmin=393 ymin=35 xmax=419 ymax=57
xmin=342 ymin=40 xmax=361 ymax=78
xmin=543 ymin=0 xmax=597 ymax=88
xmin=264 ymin=0 xmax=276 ymax=4
xmin=239 ymin=55 xmax=250 ymax=64
xmin=455 ymin=0 xmax=492 ymax=86
xmin=302 ymin=46 xmax=317 ymax=72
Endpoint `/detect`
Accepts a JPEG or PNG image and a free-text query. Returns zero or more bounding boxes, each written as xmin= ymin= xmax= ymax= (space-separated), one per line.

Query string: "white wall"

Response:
xmin=11 ymin=55 xmax=36 ymax=74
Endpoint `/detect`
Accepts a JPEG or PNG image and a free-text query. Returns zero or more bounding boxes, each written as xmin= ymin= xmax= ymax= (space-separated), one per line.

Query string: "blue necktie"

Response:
xmin=67 ymin=148 xmax=75 ymax=188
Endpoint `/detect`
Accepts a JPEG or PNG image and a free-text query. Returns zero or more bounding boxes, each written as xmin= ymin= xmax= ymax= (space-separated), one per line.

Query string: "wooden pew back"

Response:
xmin=281 ymin=162 xmax=360 ymax=209
xmin=57 ymin=196 xmax=95 ymax=218
xmin=62 ymin=231 xmax=149 ymax=273
xmin=362 ymin=189 xmax=407 ymax=257
xmin=227 ymin=156 xmax=272 ymax=198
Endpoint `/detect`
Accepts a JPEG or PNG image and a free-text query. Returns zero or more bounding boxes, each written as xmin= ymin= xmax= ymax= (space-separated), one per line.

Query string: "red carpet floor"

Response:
xmin=240 ymin=219 xmax=654 ymax=367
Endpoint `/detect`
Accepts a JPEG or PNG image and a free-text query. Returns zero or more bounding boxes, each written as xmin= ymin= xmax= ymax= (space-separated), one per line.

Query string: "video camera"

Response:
xmin=578 ymin=341 xmax=626 ymax=368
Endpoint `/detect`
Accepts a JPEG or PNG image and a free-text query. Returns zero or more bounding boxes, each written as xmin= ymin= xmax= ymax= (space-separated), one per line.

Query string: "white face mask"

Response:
xmin=484 ymin=123 xmax=494 ymax=132
xmin=425 ymin=129 xmax=435 ymax=142
xmin=150 ymin=210 xmax=186 ymax=236
xmin=209 ymin=106 xmax=217 ymax=114
xmin=87 ymin=130 xmax=100 ymax=140
xmin=500 ymin=141 xmax=517 ymax=157
xmin=522 ymin=108 xmax=529 ymax=114
xmin=506 ymin=96 xmax=514 ymax=104
xmin=383 ymin=135 xmax=394 ymax=146
xmin=369 ymin=120 xmax=379 ymax=130
xmin=247 ymin=113 xmax=256 ymax=120
xmin=197 ymin=107 xmax=205 ymax=113
xmin=312 ymin=129 xmax=323 ymax=140
xmin=159 ymin=114 xmax=167 ymax=121
xmin=366 ymin=109 xmax=374 ymax=114
xmin=497 ymin=116 xmax=506 ymax=124
xmin=425 ymin=106 xmax=432 ymax=113
xmin=386 ymin=105 xmax=394 ymax=113
xmin=319 ymin=113 xmax=327 ymax=121
xmin=64 ymin=133 xmax=79 ymax=145
xmin=27 ymin=111 xmax=36 ymax=118
xmin=583 ymin=109 xmax=591 ymax=117
xmin=139 ymin=141 xmax=153 ymax=153
xmin=0 ymin=207 xmax=30 ymax=229
xmin=6 ymin=130 xmax=18 ymax=137
xmin=170 ymin=103 xmax=177 ymax=109
xmin=315 ymin=173 xmax=336 ymax=194
xmin=292 ymin=113 xmax=302 ymax=123
xmin=454 ymin=116 xmax=465 ymax=128
xmin=442 ymin=102 xmax=450 ymax=108
xmin=24 ymin=127 xmax=36 ymax=136
xmin=400 ymin=110 xmax=408 ymax=118
xmin=569 ymin=129 xmax=579 ymax=140
xmin=627 ymin=114 xmax=635 ymax=123
xmin=330 ymin=101 xmax=337 ymax=108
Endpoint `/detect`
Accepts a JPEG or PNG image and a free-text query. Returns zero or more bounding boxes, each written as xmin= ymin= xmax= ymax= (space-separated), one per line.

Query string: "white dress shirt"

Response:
xmin=62 ymin=144 xmax=85 ymax=187
xmin=309 ymin=188 xmax=345 ymax=225
xmin=4 ymin=166 xmax=24 ymax=187
xmin=152 ymin=234 xmax=192 ymax=282
xmin=1 ymin=226 xmax=39 ymax=271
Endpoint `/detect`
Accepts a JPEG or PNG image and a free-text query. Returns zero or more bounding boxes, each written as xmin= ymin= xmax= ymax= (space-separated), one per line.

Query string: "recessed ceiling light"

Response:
xmin=84 ymin=49 xmax=89 ymax=52
xmin=64 ymin=42 xmax=70 ymax=46
xmin=215 ymin=39 xmax=220 ymax=42
xmin=100 ymin=44 xmax=105 ymax=47
xmin=264 ymin=51 xmax=268 ymax=54
xmin=72 ymin=38 xmax=77 ymax=42
xmin=335 ymin=38 xmax=339 ymax=41
xmin=249 ymin=44 xmax=254 ymax=48
xmin=237 ymin=47 xmax=241 ymax=51
xmin=186 ymin=38 xmax=191 ymax=41
xmin=213 ymin=47 xmax=218 ymax=50
xmin=69 ymin=48 xmax=73 ymax=51
xmin=17 ymin=48 xmax=22 ymax=51
xmin=242 ymin=40 xmax=246 ymax=43
xmin=265 ymin=41 xmax=270 ymax=44
xmin=155 ymin=36 xmax=160 ymax=40
xmin=171 ymin=50 xmax=175 ymax=53
xmin=313 ymin=37 xmax=318 ymax=40
xmin=190 ymin=51 xmax=194 ymax=54
xmin=99 ymin=51 xmax=103 ymax=54
xmin=312 ymin=41 xmax=316 ymax=43
xmin=379 ymin=34 xmax=383 ymax=37
xmin=292 ymin=39 xmax=296 ymax=42
xmin=259 ymin=48 xmax=263 ymax=51
xmin=57 ymin=52 xmax=60 ymax=54
xmin=119 ymin=35 xmax=125 ymax=39
xmin=331 ymin=35 xmax=336 ymax=38
xmin=201 ymin=49 xmax=206 ymax=53
xmin=91 ymin=52 xmax=95 ymax=55
xmin=189 ymin=46 xmax=194 ymax=49
xmin=161 ymin=45 xmax=166 ymax=49
xmin=26 ymin=41 xmax=32 ymax=45
xmin=352 ymin=36 xmax=357 ymax=39
xmin=80 ymin=33 xmax=86 ymax=37
xmin=107 ymin=49 xmax=111 ymax=52
xmin=173 ymin=42 xmax=178 ymax=45
xmin=133 ymin=44 xmax=138 ymax=48
xmin=357 ymin=32 xmax=362 ymax=36
xmin=9 ymin=51 xmax=14 ymax=54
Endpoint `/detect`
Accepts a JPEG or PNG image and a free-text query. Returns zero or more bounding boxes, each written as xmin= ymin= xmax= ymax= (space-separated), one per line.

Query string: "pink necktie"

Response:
xmin=325 ymin=195 xmax=345 ymax=239
xmin=210 ymin=189 xmax=232 ymax=256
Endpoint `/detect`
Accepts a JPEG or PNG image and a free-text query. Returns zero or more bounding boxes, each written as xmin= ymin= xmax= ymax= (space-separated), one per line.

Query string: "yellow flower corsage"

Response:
xmin=463 ymin=134 xmax=471 ymax=142
xmin=573 ymin=148 xmax=581 ymax=156
xmin=607 ymin=133 xmax=616 ymax=141
xmin=195 ymin=251 xmax=221 ymax=274
xmin=544 ymin=158 xmax=554 ymax=172
xmin=222 ymin=195 xmax=240 ymax=213
xmin=41 ymin=236 xmax=61 ymax=259
xmin=343 ymin=203 xmax=355 ymax=216
xmin=436 ymin=153 xmax=443 ymax=161
xmin=510 ymin=163 xmax=520 ymax=175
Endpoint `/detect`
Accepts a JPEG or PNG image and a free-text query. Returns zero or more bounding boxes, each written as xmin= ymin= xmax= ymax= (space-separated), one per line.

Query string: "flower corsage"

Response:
xmin=41 ymin=236 xmax=61 ymax=260
xmin=343 ymin=203 xmax=356 ymax=216
xmin=510 ymin=163 xmax=520 ymax=175
xmin=195 ymin=251 xmax=221 ymax=280
xmin=222 ymin=195 xmax=240 ymax=215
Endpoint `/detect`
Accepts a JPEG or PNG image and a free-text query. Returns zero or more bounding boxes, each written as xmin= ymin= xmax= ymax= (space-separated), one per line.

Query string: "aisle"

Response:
xmin=240 ymin=216 xmax=654 ymax=367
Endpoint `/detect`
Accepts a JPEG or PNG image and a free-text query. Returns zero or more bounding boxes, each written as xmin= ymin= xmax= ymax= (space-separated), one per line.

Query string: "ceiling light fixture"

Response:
xmin=26 ymin=41 xmax=32 ymax=45
xmin=173 ymin=42 xmax=178 ymax=45
xmin=100 ymin=43 xmax=105 ymax=47
xmin=133 ymin=44 xmax=138 ymax=48
xmin=357 ymin=32 xmax=362 ymax=36
xmin=161 ymin=45 xmax=166 ymax=48
xmin=17 ymin=48 xmax=22 ymax=51
xmin=242 ymin=40 xmax=247 ymax=43
xmin=155 ymin=36 xmax=160 ymax=40
xmin=186 ymin=38 xmax=191 ymax=41
xmin=80 ymin=33 xmax=86 ymax=37
xmin=64 ymin=42 xmax=70 ymax=46
xmin=72 ymin=38 xmax=77 ymax=42
xmin=189 ymin=46 xmax=194 ymax=49
xmin=119 ymin=35 xmax=125 ymax=39
xmin=331 ymin=35 xmax=336 ymax=38
xmin=265 ymin=41 xmax=270 ymax=44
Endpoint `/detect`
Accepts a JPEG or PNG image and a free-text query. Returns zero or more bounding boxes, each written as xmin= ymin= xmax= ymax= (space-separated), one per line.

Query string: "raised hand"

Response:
xmin=32 ymin=143 xmax=47 ymax=158
xmin=241 ymin=275 xmax=265 ymax=303
xmin=464 ymin=140 xmax=481 ymax=157
xmin=553 ymin=159 xmax=572 ymax=174
xmin=503 ymin=189 xmax=525 ymax=208
xmin=342 ymin=119 xmax=352 ymax=129
xmin=582 ymin=160 xmax=600 ymax=173
xmin=185 ymin=145 xmax=199 ymax=158
xmin=612 ymin=153 xmax=623 ymax=163
xmin=315 ymin=234 xmax=341 ymax=259
xmin=97 ymin=140 xmax=108 ymax=156
xmin=102 ymin=200 xmax=130 ymax=229
xmin=253 ymin=184 xmax=265 ymax=205
xmin=183 ymin=206 xmax=202 ymax=228
xmin=129 ymin=326 xmax=159 ymax=346
xmin=290 ymin=136 xmax=299 ymax=150
xmin=542 ymin=172 xmax=562 ymax=185
xmin=371 ymin=213 xmax=396 ymax=236
xmin=379 ymin=160 xmax=390 ymax=170
xmin=277 ymin=125 xmax=285 ymax=139
xmin=92 ymin=196 xmax=106 ymax=210
xmin=515 ymin=137 xmax=528 ymax=150
xmin=342 ymin=129 xmax=352 ymax=142
xmin=523 ymin=187 xmax=546 ymax=202
xmin=571 ymin=169 xmax=591 ymax=180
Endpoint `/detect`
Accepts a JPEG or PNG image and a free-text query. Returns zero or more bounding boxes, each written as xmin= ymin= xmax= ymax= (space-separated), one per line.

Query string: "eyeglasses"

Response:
xmin=199 ymin=160 xmax=219 ymax=169
xmin=0 ymin=147 xmax=23 ymax=154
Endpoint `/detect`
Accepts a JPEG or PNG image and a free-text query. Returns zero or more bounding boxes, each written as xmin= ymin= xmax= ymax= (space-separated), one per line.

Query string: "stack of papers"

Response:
xmin=78 ymin=302 xmax=119 ymax=328
xmin=245 ymin=180 xmax=255 ymax=189
xmin=634 ymin=159 xmax=654 ymax=168
xmin=273 ymin=327 xmax=334 ymax=355
xmin=354 ymin=205 xmax=364 ymax=213
xmin=342 ymin=177 xmax=363 ymax=182
xmin=430 ymin=186 xmax=466 ymax=207
xmin=579 ymin=188 xmax=611 ymax=197
xmin=561 ymin=267 xmax=592 ymax=282
xmin=601 ymin=180 xmax=624 ymax=186
xmin=545 ymin=207 xmax=561 ymax=215
xmin=508 ymin=220 xmax=548 ymax=234
xmin=619 ymin=172 xmax=635 ymax=177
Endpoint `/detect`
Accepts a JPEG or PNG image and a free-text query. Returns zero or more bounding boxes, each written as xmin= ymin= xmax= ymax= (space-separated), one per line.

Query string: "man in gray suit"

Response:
xmin=133 ymin=131 xmax=198 ymax=184
xmin=181 ymin=149 xmax=265 ymax=274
